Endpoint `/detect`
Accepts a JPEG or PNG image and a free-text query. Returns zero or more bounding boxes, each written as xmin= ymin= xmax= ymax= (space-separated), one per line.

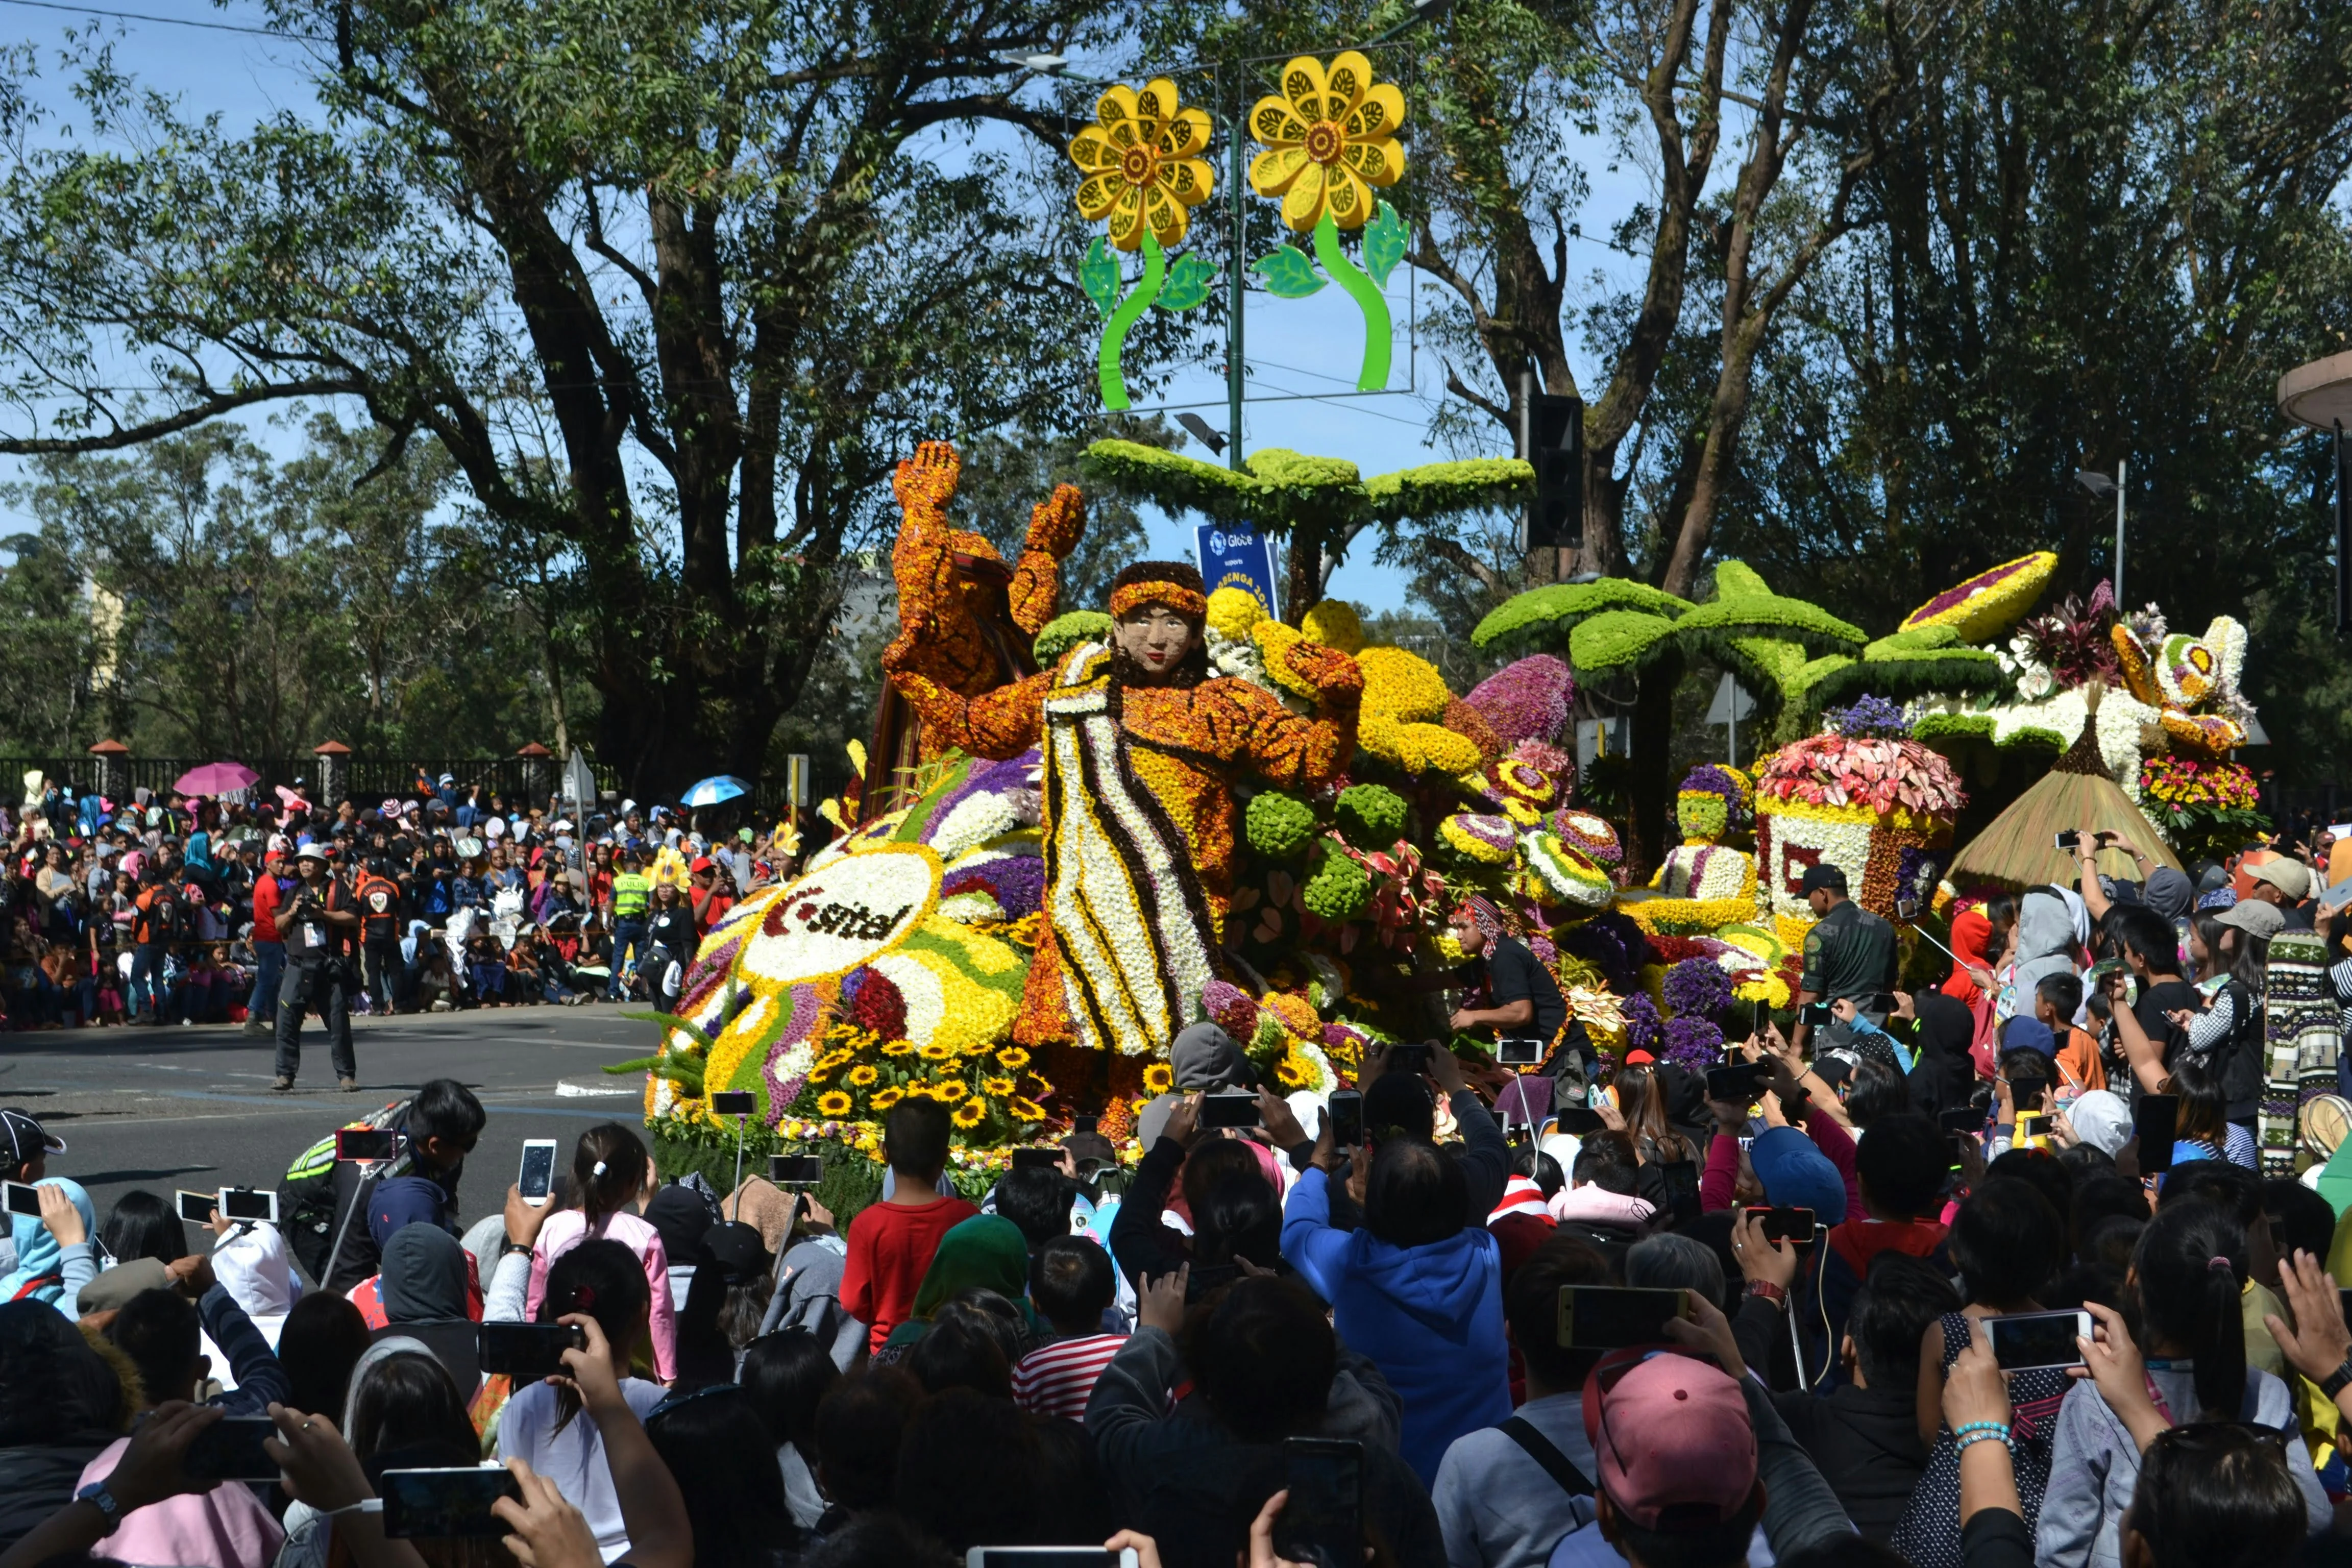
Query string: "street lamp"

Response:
xmin=2076 ymin=464 xmax=2126 ymax=604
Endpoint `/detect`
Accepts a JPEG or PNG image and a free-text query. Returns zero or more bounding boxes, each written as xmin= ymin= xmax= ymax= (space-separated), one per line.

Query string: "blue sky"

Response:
xmin=0 ymin=2 xmax=1664 ymax=613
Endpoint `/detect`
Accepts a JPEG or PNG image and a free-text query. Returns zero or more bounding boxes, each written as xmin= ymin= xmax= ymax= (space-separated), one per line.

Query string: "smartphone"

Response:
xmin=1011 ymin=1147 xmax=1063 ymax=1170
xmin=1198 ymin=1092 xmax=1262 ymax=1130
xmin=476 ymin=1321 xmax=586 ymax=1381
xmin=217 ymin=1187 xmax=278 ymax=1224
xmin=176 ymin=1189 xmax=216 ymax=1224
xmin=1072 ymin=1114 xmax=1099 ymax=1137
xmin=2133 ymin=1094 xmax=2178 ymax=1173
xmin=1327 ymin=1088 xmax=1364 ymax=1147
xmin=1705 ymin=1063 xmax=1770 ymax=1104
xmin=1390 ymin=1043 xmax=1433 ymax=1074
xmin=518 ymin=1139 xmax=558 ymax=1207
xmin=1558 ymin=1285 xmax=1691 ymax=1349
xmin=1276 ymin=1436 xmax=1363 ymax=1568
xmin=769 ymin=1154 xmax=825 ymax=1186
xmin=183 ymin=1416 xmax=281 ymax=1481
xmin=1656 ymin=1160 xmax=1700 ymax=1216
xmin=1556 ymin=1106 xmax=1606 ymax=1135
xmin=964 ymin=1551 xmax=1139 ymax=1568
xmin=1 ymin=1182 xmax=42 ymax=1218
xmin=1799 ymin=1001 xmax=1832 ymax=1027
xmin=2012 ymin=1109 xmax=2050 ymax=1149
xmin=379 ymin=1467 xmax=525 ymax=1539
xmin=710 ymin=1090 xmax=757 ymax=1116
xmin=336 ymin=1127 xmax=400 ymax=1162
xmin=1497 ymin=1037 xmax=1545 ymax=1067
xmin=1744 ymin=1206 xmax=1818 ymax=1244
xmin=1895 ymin=895 xmax=1921 ymax=922
xmin=1939 ymin=1108 xmax=1982 ymax=1135
xmin=1985 ymin=1309 xmax=2092 ymax=1372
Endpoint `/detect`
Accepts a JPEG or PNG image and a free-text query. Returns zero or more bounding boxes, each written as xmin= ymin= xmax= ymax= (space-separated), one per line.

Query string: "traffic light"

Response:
xmin=1519 ymin=388 xmax=1583 ymax=551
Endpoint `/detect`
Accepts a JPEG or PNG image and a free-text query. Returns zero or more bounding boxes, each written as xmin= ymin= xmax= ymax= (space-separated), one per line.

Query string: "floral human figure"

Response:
xmin=885 ymin=554 xmax=1361 ymax=1056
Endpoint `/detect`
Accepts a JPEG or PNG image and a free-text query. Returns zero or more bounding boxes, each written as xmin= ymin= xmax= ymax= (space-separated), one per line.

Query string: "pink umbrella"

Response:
xmin=173 ymin=761 xmax=258 ymax=796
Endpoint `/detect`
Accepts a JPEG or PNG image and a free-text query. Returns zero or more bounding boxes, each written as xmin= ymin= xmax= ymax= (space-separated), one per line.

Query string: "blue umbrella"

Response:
xmin=680 ymin=775 xmax=750 ymax=808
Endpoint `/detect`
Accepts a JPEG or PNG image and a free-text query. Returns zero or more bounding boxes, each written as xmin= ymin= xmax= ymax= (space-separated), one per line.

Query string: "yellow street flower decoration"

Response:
xmin=918 ymin=1042 xmax=955 ymax=1061
xmin=1012 ymin=1097 xmax=1048 ymax=1123
xmin=881 ymin=1038 xmax=917 ymax=1057
xmin=996 ymin=1047 xmax=1031 ymax=1072
xmin=982 ymin=1076 xmax=1017 ymax=1098
xmin=1248 ymin=52 xmax=1405 ymax=232
xmin=1070 ymin=78 xmax=1215 ymax=252
xmin=934 ymin=1079 xmax=970 ymax=1102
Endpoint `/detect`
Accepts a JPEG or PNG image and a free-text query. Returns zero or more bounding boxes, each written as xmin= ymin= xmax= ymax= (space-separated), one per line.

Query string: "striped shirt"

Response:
xmin=1011 ymin=1333 xmax=1127 ymax=1420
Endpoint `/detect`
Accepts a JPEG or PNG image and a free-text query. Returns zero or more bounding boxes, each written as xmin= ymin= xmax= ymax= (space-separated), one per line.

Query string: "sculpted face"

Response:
xmin=1113 ymin=605 xmax=1202 ymax=681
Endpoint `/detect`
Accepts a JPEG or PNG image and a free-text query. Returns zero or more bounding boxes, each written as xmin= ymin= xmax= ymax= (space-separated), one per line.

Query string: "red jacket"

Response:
xmin=251 ymin=871 xmax=285 ymax=943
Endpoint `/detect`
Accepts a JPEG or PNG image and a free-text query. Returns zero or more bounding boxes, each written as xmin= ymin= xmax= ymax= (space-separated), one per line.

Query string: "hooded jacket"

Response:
xmin=2013 ymin=888 xmax=2088 ymax=1001
xmin=1281 ymin=1166 xmax=1511 ymax=1484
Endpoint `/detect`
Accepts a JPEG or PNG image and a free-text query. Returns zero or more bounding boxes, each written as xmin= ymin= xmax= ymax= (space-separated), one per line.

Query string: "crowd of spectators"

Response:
xmin=0 ymin=771 xmax=796 ymax=1031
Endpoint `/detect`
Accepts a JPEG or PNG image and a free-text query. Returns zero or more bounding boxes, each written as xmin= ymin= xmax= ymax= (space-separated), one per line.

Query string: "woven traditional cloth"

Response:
xmin=2262 ymin=932 xmax=2338 ymax=1176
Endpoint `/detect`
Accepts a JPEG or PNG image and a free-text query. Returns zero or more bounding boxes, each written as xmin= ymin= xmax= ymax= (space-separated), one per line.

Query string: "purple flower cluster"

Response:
xmin=1662 ymin=1015 xmax=1724 ymax=1073
xmin=942 ymin=853 xmax=1046 ymax=920
xmin=1621 ymin=992 xmax=1661 ymax=1057
xmin=1824 ymin=694 xmax=1912 ymax=740
xmin=1660 ymin=956 xmax=1732 ymax=1022
xmin=1465 ymin=655 xmax=1575 ymax=747
xmin=1557 ymin=912 xmax=1649 ymax=992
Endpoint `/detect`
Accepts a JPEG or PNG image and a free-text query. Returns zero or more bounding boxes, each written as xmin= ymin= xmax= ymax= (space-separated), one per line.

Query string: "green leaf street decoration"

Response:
xmin=1253 ymin=244 xmax=1328 ymax=299
xmin=1159 ymin=250 xmax=1218 ymax=311
xmin=1362 ymin=200 xmax=1408 ymax=288
xmin=1311 ymin=211 xmax=1394 ymax=390
xmin=1095 ymin=227 xmax=1168 ymax=411
xmin=1080 ymin=237 xmax=1121 ymax=322
xmin=1081 ymin=438 xmax=1532 ymax=621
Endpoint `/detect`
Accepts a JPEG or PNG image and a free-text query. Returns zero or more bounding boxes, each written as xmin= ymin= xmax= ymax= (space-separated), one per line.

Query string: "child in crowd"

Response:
xmin=1011 ymin=1235 xmax=1125 ymax=1420
xmin=841 ymin=1099 xmax=977 ymax=1355
xmin=526 ymin=1123 xmax=680 ymax=1383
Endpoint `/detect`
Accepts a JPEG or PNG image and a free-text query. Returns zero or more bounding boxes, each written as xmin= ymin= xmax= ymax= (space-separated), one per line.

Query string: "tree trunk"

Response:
xmin=1629 ymin=646 xmax=1684 ymax=875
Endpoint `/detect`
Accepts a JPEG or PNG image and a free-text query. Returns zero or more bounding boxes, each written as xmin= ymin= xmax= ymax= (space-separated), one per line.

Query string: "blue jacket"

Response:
xmin=1281 ymin=1167 xmax=1511 ymax=1485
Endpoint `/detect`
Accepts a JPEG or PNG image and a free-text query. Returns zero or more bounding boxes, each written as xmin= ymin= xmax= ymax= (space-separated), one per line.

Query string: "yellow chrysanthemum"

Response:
xmin=1298 ymin=600 xmax=1366 ymax=654
xmin=1012 ymin=1097 xmax=1048 ymax=1123
xmin=982 ymin=1076 xmax=1017 ymax=1098
xmin=846 ymin=1064 xmax=879 ymax=1087
xmin=1141 ymin=1062 xmax=1176 ymax=1094
xmin=1247 ymin=51 xmax=1406 ymax=233
xmin=1069 ymin=78 xmax=1216 ymax=252
xmin=870 ymin=1087 xmax=904 ymax=1110
xmin=815 ymin=1091 xmax=854 ymax=1117
xmin=881 ymin=1038 xmax=917 ymax=1057
xmin=918 ymin=1042 xmax=955 ymax=1061
xmin=934 ymin=1079 xmax=970 ymax=1102
xmin=1356 ymin=645 xmax=1450 ymax=721
xmin=952 ymin=1099 xmax=988 ymax=1130
xmin=996 ymin=1048 xmax=1032 ymax=1071
xmin=1207 ymin=585 xmax=1266 ymax=640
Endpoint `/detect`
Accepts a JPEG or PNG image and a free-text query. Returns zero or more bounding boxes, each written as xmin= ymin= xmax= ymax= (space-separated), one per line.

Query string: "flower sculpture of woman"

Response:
xmin=1618 ymin=765 xmax=1761 ymax=936
xmin=886 ymin=548 xmax=1363 ymax=1062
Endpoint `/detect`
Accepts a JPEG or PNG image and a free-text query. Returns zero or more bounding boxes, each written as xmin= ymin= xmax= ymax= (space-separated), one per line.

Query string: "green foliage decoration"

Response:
xmin=1245 ymin=790 xmax=1320 ymax=859
xmin=1302 ymin=845 xmax=1373 ymax=921
xmin=1035 ymin=610 xmax=1113 ymax=664
xmin=1334 ymin=782 xmax=1408 ymax=849
xmin=1471 ymin=579 xmax=1697 ymax=650
xmin=1569 ymin=609 xmax=1682 ymax=671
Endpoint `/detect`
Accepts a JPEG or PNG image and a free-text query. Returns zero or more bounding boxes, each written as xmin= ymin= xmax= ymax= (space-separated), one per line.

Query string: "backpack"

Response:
xmin=279 ymin=1097 xmax=411 ymax=1284
xmin=2213 ymin=977 xmax=2267 ymax=1116
xmin=1497 ymin=1416 xmax=1602 ymax=1568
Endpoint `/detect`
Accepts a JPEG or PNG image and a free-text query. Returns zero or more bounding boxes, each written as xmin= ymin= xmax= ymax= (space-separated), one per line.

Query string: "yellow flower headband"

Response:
xmin=1109 ymin=581 xmax=1208 ymax=621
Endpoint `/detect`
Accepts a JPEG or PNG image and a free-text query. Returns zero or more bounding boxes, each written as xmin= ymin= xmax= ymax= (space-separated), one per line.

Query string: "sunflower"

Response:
xmin=1276 ymin=1053 xmax=1309 ymax=1089
xmin=952 ymin=1099 xmax=988 ymax=1130
xmin=1068 ymin=78 xmax=1216 ymax=252
xmin=881 ymin=1038 xmax=917 ymax=1057
xmin=1011 ymin=1096 xmax=1047 ymax=1123
xmin=869 ymin=1087 xmax=904 ymax=1111
xmin=1247 ymin=51 xmax=1406 ymax=233
xmin=918 ymin=1042 xmax=955 ymax=1061
xmin=816 ymin=1047 xmax=855 ymax=1070
xmin=996 ymin=1047 xmax=1031 ymax=1072
xmin=933 ymin=1079 xmax=970 ymax=1103
xmin=1141 ymin=1062 xmax=1175 ymax=1094
xmin=815 ymin=1091 xmax=854 ymax=1118
xmin=982 ymin=1075 xmax=1016 ymax=1098
xmin=846 ymin=1064 xmax=879 ymax=1088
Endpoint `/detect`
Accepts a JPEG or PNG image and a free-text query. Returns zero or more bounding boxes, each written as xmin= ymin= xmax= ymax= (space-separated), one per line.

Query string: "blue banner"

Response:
xmin=1194 ymin=524 xmax=1281 ymax=617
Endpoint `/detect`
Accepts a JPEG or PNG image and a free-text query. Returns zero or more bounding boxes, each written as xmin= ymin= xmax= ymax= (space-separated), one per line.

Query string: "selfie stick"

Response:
xmin=731 ymin=1107 xmax=748 ymax=1199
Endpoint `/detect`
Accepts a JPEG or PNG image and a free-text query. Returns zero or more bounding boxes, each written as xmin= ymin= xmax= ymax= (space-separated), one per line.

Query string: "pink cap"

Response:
xmin=1582 ymin=1352 xmax=1757 ymax=1530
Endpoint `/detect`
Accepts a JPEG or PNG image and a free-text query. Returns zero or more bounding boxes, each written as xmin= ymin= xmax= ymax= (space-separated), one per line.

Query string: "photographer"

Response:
xmin=271 ymin=844 xmax=360 ymax=1094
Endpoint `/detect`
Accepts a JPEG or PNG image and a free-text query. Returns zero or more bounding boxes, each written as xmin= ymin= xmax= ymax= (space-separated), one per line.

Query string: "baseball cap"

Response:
xmin=2215 ymin=900 xmax=2286 ymax=938
xmin=690 ymin=856 xmax=714 ymax=874
xmin=0 ymin=1107 xmax=67 ymax=1168
xmin=1798 ymin=863 xmax=1848 ymax=894
xmin=1747 ymin=1125 xmax=1847 ymax=1222
xmin=1583 ymin=1350 xmax=1758 ymax=1531
xmin=296 ymin=842 xmax=330 ymax=863
xmin=1623 ymin=1048 xmax=1657 ymax=1065
xmin=2251 ymin=857 xmax=2313 ymax=900
xmin=2000 ymin=1016 xmax=2056 ymax=1058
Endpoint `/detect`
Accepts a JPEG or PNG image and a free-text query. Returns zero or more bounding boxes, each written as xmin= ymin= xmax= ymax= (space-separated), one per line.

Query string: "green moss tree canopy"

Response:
xmin=0 ymin=0 xmax=1146 ymax=795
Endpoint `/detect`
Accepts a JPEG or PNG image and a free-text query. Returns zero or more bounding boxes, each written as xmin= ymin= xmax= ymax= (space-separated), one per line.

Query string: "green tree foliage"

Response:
xmin=0 ymin=524 xmax=95 ymax=753
xmin=0 ymin=0 xmax=1145 ymax=794
xmin=5 ymin=414 xmax=548 ymax=758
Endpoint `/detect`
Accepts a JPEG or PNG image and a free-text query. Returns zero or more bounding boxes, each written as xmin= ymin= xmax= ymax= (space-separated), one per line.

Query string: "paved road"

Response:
xmin=0 ymin=1007 xmax=663 ymax=1246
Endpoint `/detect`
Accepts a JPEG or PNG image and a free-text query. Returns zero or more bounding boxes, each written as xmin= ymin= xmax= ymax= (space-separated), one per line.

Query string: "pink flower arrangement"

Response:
xmin=1754 ymin=733 xmax=1964 ymax=819
xmin=1465 ymin=655 xmax=1574 ymax=747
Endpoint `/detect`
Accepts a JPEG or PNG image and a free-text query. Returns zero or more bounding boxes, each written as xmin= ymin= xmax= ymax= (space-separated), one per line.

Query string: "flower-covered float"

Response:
xmin=1751 ymin=698 xmax=1967 ymax=948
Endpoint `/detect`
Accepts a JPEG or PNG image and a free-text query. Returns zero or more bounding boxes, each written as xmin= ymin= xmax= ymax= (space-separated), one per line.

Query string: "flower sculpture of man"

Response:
xmin=886 ymin=549 xmax=1363 ymax=1060
xmin=1618 ymin=764 xmax=1761 ymax=935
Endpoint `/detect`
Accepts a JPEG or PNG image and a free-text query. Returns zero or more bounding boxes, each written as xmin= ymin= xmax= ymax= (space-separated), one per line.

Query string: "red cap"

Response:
xmin=1582 ymin=1351 xmax=1757 ymax=1531
xmin=1623 ymin=1048 xmax=1656 ymax=1065
xmin=690 ymin=856 xmax=714 ymax=874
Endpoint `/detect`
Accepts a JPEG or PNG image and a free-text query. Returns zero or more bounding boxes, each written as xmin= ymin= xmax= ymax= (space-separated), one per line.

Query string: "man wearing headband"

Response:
xmin=1443 ymin=893 xmax=1577 ymax=1090
xmin=889 ymin=537 xmax=1360 ymax=1061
